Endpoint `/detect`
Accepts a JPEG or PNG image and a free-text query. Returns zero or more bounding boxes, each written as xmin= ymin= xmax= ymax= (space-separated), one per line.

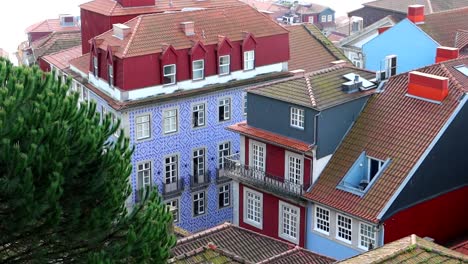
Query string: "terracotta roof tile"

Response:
xmin=339 ymin=235 xmax=468 ymax=263
xmin=364 ymin=0 xmax=468 ymax=14
xmin=304 ymin=57 xmax=468 ymax=222
xmin=419 ymin=7 xmax=468 ymax=47
xmin=32 ymin=31 xmax=82 ymax=60
xmin=287 ymin=24 xmax=347 ymax=73
xmin=25 ymin=19 xmax=80 ymax=33
xmin=455 ymin=29 xmax=468 ymax=51
xmin=227 ymin=121 xmax=312 ymax=153
xmin=249 ymin=66 xmax=376 ymax=110
xmin=451 ymin=240 xmax=468 ymax=255
xmin=172 ymin=223 xmax=334 ymax=263
xmin=169 ymin=246 xmax=243 ymax=263
xmin=42 ymin=45 xmax=82 ymax=70
xmin=94 ymin=5 xmax=288 ymax=58
xmin=80 ymin=0 xmax=245 ymax=16
xmin=69 ymin=53 xmax=90 ymax=74
xmin=303 ymin=24 xmax=350 ymax=62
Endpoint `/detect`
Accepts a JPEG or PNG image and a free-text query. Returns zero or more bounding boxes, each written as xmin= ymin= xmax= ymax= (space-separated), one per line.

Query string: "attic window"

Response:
xmin=337 ymin=152 xmax=390 ymax=196
xmin=454 ymin=65 xmax=468 ymax=77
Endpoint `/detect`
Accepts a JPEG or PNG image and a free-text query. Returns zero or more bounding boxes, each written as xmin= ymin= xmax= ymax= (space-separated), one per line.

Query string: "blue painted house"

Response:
xmin=362 ymin=5 xmax=468 ymax=75
xmin=66 ymin=4 xmax=291 ymax=233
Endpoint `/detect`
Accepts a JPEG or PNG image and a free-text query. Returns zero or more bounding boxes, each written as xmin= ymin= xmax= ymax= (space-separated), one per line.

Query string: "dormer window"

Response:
xmin=337 ymin=152 xmax=390 ymax=196
xmin=93 ymin=55 xmax=99 ymax=77
xmin=163 ymin=64 xmax=176 ymax=85
xmin=243 ymin=50 xmax=255 ymax=71
xmin=192 ymin=60 xmax=204 ymax=80
xmin=219 ymin=55 xmax=230 ymax=75
xmin=108 ymin=64 xmax=114 ymax=87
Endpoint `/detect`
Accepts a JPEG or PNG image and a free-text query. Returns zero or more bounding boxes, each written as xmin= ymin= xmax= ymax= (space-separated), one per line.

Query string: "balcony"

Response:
xmin=215 ymin=168 xmax=233 ymax=184
xmin=222 ymin=154 xmax=309 ymax=198
xmin=190 ymin=171 xmax=211 ymax=191
xmin=162 ymin=178 xmax=184 ymax=199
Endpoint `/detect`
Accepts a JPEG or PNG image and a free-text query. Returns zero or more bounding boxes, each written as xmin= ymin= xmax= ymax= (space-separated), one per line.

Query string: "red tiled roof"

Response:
xmin=227 ymin=121 xmax=312 ymax=153
xmin=304 ymin=57 xmax=468 ymax=223
xmin=42 ymin=46 xmax=82 ymax=70
xmin=451 ymin=240 xmax=468 ymax=255
xmin=31 ymin=31 xmax=82 ymax=60
xmin=287 ymin=25 xmax=346 ymax=73
xmin=419 ymin=7 xmax=468 ymax=47
xmin=94 ymin=4 xmax=288 ymax=58
xmin=455 ymin=30 xmax=468 ymax=51
xmin=364 ymin=0 xmax=468 ymax=14
xmin=69 ymin=53 xmax=90 ymax=74
xmin=80 ymin=0 xmax=245 ymax=16
xmin=25 ymin=19 xmax=80 ymax=33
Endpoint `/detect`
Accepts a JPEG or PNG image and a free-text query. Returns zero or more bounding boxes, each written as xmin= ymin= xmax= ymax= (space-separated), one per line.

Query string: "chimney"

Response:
xmin=407 ymin=5 xmax=425 ymax=24
xmin=180 ymin=22 xmax=195 ymax=36
xmin=407 ymin=71 xmax=449 ymax=102
xmin=377 ymin=26 xmax=392 ymax=34
xmin=435 ymin=47 xmax=459 ymax=63
xmin=113 ymin=24 xmax=131 ymax=40
xmin=59 ymin=14 xmax=75 ymax=27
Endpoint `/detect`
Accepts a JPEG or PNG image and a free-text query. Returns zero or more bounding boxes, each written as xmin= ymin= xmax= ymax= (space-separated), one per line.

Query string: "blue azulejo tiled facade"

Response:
xmin=127 ymin=88 xmax=245 ymax=232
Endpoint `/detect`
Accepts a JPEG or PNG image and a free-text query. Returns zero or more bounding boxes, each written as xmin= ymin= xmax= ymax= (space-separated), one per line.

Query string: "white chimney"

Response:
xmin=180 ymin=22 xmax=195 ymax=36
xmin=113 ymin=24 xmax=131 ymax=40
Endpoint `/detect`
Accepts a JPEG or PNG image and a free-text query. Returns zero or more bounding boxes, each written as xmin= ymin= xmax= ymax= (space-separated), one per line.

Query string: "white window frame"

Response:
xmin=135 ymin=114 xmax=151 ymax=140
xmin=192 ymin=103 xmax=205 ymax=128
xmin=327 ymin=14 xmax=332 ymax=22
xmin=243 ymin=50 xmax=255 ymax=71
xmin=164 ymin=154 xmax=178 ymax=186
xmin=243 ymin=92 xmax=248 ymax=116
xmin=137 ymin=161 xmax=152 ymax=190
xmin=166 ymin=198 xmax=179 ymax=223
xmin=163 ymin=108 xmax=178 ymax=134
xmin=290 ymin=107 xmax=305 ymax=129
xmin=192 ymin=148 xmax=205 ymax=178
xmin=314 ymin=205 xmax=330 ymax=235
xmin=308 ymin=16 xmax=314 ymax=24
xmin=278 ymin=201 xmax=300 ymax=244
xmin=108 ymin=64 xmax=114 ymax=87
xmin=219 ymin=55 xmax=230 ymax=75
xmin=285 ymin=151 xmax=303 ymax=185
xmin=81 ymin=85 xmax=89 ymax=102
xmin=93 ymin=55 xmax=98 ymax=77
xmin=111 ymin=112 xmax=119 ymax=137
xmin=359 ymin=222 xmax=376 ymax=250
xmin=193 ymin=191 xmax=206 ymax=216
xmin=218 ymin=97 xmax=231 ymax=122
xmin=163 ymin=64 xmax=176 ymax=85
xmin=243 ymin=187 xmax=263 ymax=229
xmin=218 ymin=184 xmax=231 ymax=208
xmin=249 ymin=140 xmax=266 ymax=172
xmin=192 ymin=59 xmax=204 ymax=80
xmin=321 ymin=15 xmax=326 ymax=22
xmin=367 ymin=157 xmax=384 ymax=181
xmin=218 ymin=141 xmax=231 ymax=169
xmin=336 ymin=213 xmax=353 ymax=244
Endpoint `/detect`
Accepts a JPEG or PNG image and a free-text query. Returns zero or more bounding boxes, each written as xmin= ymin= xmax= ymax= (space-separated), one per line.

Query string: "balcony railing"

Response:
xmin=162 ymin=178 xmax=184 ymax=198
xmin=215 ymin=168 xmax=233 ymax=184
xmin=222 ymin=153 xmax=308 ymax=198
xmin=189 ymin=171 xmax=211 ymax=190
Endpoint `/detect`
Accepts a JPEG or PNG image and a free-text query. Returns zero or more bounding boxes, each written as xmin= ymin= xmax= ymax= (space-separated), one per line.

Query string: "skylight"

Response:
xmin=454 ymin=65 xmax=468 ymax=77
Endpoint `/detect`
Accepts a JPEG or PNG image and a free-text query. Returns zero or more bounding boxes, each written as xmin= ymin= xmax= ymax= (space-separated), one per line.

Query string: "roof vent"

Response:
xmin=408 ymin=5 xmax=425 ymax=24
xmin=407 ymin=71 xmax=449 ymax=103
xmin=113 ymin=24 xmax=131 ymax=40
xmin=435 ymin=47 xmax=459 ymax=63
xmin=180 ymin=21 xmax=195 ymax=36
xmin=342 ymin=74 xmax=362 ymax=93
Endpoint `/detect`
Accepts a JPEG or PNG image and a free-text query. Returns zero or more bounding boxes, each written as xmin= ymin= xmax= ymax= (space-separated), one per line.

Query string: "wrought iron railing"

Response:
xmin=189 ymin=171 xmax=211 ymax=190
xmin=162 ymin=178 xmax=184 ymax=198
xmin=222 ymin=154 xmax=308 ymax=197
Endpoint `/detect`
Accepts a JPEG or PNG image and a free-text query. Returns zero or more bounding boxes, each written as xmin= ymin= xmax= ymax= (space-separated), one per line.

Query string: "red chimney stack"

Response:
xmin=407 ymin=5 xmax=425 ymax=24
xmin=435 ymin=47 xmax=459 ymax=63
xmin=377 ymin=26 xmax=392 ymax=34
xmin=407 ymin=71 xmax=449 ymax=102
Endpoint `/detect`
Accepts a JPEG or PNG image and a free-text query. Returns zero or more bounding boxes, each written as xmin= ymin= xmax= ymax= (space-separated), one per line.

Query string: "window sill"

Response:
xmin=163 ymin=83 xmax=177 ymax=87
xmin=218 ymin=118 xmax=232 ymax=123
xmin=243 ymin=68 xmax=256 ymax=72
xmin=290 ymin=125 xmax=305 ymax=130
xmin=279 ymin=233 xmax=299 ymax=245
xmin=244 ymin=219 xmax=262 ymax=230
xmin=336 ymin=236 xmax=352 ymax=245
xmin=135 ymin=136 xmax=152 ymax=143
xmin=313 ymin=228 xmax=330 ymax=236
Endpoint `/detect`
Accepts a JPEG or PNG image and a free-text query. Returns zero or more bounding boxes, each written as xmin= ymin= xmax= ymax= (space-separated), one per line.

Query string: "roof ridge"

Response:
xmin=256 ymin=246 xmax=300 ymax=264
xmin=122 ymin=16 xmax=143 ymax=57
xmin=439 ymin=63 xmax=464 ymax=92
xmin=175 ymin=222 xmax=232 ymax=246
xmin=426 ymin=5 xmax=468 ymax=16
xmin=305 ymin=76 xmax=317 ymax=107
xmin=247 ymin=75 xmax=303 ymax=91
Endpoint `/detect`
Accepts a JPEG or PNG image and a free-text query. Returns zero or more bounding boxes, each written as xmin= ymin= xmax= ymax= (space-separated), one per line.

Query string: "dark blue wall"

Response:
xmin=382 ymin=100 xmax=468 ymax=220
xmin=247 ymin=93 xmax=316 ymax=144
xmin=316 ymin=97 xmax=369 ymax=158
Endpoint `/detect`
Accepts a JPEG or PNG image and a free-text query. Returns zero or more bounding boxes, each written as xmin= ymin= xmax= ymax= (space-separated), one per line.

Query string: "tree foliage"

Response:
xmin=0 ymin=58 xmax=176 ymax=263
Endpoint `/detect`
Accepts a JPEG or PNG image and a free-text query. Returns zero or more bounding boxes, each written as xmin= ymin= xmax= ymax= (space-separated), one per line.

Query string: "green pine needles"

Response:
xmin=0 ymin=58 xmax=176 ymax=263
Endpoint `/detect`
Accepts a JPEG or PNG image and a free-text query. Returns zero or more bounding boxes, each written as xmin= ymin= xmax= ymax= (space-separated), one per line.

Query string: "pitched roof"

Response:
xmin=451 ymin=239 xmax=468 ymax=255
xmin=287 ymin=24 xmax=348 ymax=72
xmin=303 ymin=57 xmax=468 ymax=223
xmin=69 ymin=53 xmax=90 ymax=74
xmin=363 ymin=0 xmax=468 ymax=14
xmin=249 ymin=65 xmax=375 ymax=111
xmin=41 ymin=45 xmax=82 ymax=70
xmin=25 ymin=18 xmax=80 ymax=33
xmin=31 ymin=31 xmax=82 ymax=60
xmin=227 ymin=121 xmax=313 ymax=153
xmin=303 ymin=24 xmax=349 ymax=62
xmin=295 ymin=3 xmax=330 ymax=14
xmin=455 ymin=30 xmax=468 ymax=51
xmin=339 ymin=15 xmax=397 ymax=48
xmin=419 ymin=7 xmax=468 ymax=47
xmin=94 ymin=4 xmax=288 ymax=58
xmin=172 ymin=223 xmax=334 ymax=264
xmin=80 ymin=0 xmax=245 ymax=16
xmin=241 ymin=0 xmax=289 ymax=14
xmin=169 ymin=245 xmax=242 ymax=263
xmin=339 ymin=234 xmax=468 ymax=263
